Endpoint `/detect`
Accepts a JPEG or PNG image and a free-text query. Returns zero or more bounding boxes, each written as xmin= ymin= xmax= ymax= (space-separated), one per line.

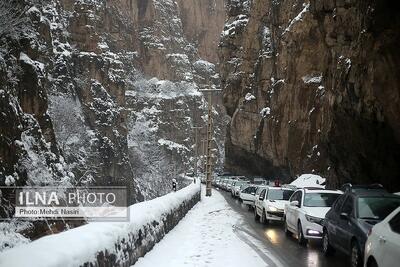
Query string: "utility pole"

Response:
xmin=201 ymin=139 xmax=206 ymax=174
xmin=191 ymin=126 xmax=202 ymax=178
xmin=199 ymin=89 xmax=222 ymax=197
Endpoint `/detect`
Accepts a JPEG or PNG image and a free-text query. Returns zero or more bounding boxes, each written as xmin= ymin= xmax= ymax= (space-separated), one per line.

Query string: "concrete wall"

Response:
xmin=87 ymin=188 xmax=201 ymax=267
xmin=0 ymin=183 xmax=201 ymax=267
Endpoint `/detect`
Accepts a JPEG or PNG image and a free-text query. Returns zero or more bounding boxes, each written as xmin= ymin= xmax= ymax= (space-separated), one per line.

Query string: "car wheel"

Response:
xmin=284 ymin=218 xmax=291 ymax=237
xmin=322 ymin=230 xmax=334 ymax=256
xmin=297 ymin=222 xmax=307 ymax=246
xmin=351 ymin=241 xmax=362 ymax=267
xmin=367 ymin=257 xmax=378 ymax=267
xmin=254 ymin=208 xmax=260 ymax=221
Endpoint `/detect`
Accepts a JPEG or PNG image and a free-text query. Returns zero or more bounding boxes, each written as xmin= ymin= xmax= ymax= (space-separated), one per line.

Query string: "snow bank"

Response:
xmin=135 ymin=187 xmax=269 ymax=267
xmin=290 ymin=174 xmax=325 ymax=188
xmin=0 ymin=183 xmax=201 ymax=267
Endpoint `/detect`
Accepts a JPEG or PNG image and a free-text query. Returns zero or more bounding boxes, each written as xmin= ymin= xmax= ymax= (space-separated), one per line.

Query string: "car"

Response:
xmin=225 ymin=177 xmax=240 ymax=192
xmin=364 ymin=206 xmax=400 ymax=267
xmin=231 ymin=180 xmax=249 ymax=197
xmin=284 ymin=188 xmax=342 ymax=245
xmin=239 ymin=185 xmax=258 ymax=209
xmin=254 ymin=186 xmax=295 ymax=224
xmin=322 ymin=185 xmax=400 ymax=267
xmin=213 ymin=177 xmax=221 ymax=187
xmin=221 ymin=179 xmax=229 ymax=190
xmin=216 ymin=179 xmax=223 ymax=188
xmin=224 ymin=179 xmax=233 ymax=191
xmin=254 ymin=185 xmax=268 ymax=200
xmin=251 ymin=177 xmax=269 ymax=186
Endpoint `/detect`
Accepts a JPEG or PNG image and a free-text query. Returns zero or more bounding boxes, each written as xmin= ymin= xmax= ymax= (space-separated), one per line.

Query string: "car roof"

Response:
xmin=347 ymin=190 xmax=400 ymax=198
xmin=268 ymin=186 xmax=294 ymax=190
xmin=302 ymin=188 xmax=342 ymax=194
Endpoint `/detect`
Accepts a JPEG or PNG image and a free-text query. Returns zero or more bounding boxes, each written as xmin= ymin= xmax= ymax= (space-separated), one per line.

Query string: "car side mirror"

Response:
xmin=340 ymin=212 xmax=349 ymax=220
xmin=259 ymin=195 xmax=264 ymax=201
xmin=290 ymin=200 xmax=299 ymax=207
xmin=251 ymin=192 xmax=255 ymax=195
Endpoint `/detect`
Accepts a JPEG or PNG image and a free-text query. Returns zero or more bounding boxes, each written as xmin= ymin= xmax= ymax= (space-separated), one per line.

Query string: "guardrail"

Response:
xmin=0 ymin=183 xmax=201 ymax=267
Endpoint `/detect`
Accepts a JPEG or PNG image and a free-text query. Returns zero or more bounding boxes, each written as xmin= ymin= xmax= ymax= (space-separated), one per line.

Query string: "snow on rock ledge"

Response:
xmin=0 ymin=183 xmax=201 ymax=267
xmin=290 ymin=174 xmax=326 ymax=188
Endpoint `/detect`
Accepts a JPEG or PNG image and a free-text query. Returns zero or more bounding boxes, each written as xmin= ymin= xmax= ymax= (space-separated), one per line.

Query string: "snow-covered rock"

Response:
xmin=290 ymin=174 xmax=326 ymax=188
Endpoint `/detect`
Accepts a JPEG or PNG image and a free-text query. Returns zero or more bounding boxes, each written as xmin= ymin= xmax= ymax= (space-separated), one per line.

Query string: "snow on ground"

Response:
xmin=0 ymin=183 xmax=200 ymax=267
xmin=133 ymin=187 xmax=267 ymax=267
xmin=290 ymin=174 xmax=325 ymax=188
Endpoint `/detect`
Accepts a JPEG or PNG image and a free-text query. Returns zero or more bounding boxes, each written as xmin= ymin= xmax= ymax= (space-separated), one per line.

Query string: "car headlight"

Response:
xmin=268 ymin=206 xmax=278 ymax=212
xmin=305 ymin=215 xmax=324 ymax=225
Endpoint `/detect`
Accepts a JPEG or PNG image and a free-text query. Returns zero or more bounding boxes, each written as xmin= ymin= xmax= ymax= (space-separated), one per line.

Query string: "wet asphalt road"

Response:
xmin=218 ymin=189 xmax=350 ymax=267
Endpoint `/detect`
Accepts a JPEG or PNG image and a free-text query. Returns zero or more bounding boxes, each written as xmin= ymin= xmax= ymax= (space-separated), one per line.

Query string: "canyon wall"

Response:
xmin=0 ymin=0 xmax=226 ymax=248
xmin=219 ymin=0 xmax=400 ymax=190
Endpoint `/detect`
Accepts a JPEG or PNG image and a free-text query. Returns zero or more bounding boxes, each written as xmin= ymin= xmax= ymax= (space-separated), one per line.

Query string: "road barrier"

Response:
xmin=0 ymin=183 xmax=201 ymax=267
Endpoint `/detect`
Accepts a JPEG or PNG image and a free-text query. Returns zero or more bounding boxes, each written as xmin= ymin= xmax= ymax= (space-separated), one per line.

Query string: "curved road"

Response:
xmin=219 ymin=189 xmax=349 ymax=267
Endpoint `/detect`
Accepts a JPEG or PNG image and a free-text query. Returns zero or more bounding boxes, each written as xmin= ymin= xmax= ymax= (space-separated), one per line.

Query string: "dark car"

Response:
xmin=322 ymin=185 xmax=400 ymax=267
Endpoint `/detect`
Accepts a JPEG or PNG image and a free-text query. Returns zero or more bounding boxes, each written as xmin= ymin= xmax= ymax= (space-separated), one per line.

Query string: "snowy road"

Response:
xmin=220 ymin=190 xmax=349 ymax=267
xmin=133 ymin=187 xmax=349 ymax=267
xmin=134 ymin=187 xmax=275 ymax=267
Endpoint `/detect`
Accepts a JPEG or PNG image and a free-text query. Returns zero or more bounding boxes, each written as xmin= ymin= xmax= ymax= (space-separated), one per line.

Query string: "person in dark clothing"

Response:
xmin=172 ymin=178 xmax=177 ymax=192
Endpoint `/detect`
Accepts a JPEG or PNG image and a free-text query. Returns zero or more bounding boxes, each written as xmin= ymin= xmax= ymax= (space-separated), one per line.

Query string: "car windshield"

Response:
xmin=357 ymin=196 xmax=400 ymax=220
xmin=303 ymin=193 xmax=341 ymax=207
xmin=268 ymin=189 xmax=294 ymax=200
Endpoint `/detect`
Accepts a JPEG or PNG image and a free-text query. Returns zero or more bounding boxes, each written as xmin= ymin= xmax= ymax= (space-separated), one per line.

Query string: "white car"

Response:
xmin=284 ymin=188 xmax=342 ymax=245
xmin=254 ymin=186 xmax=295 ymax=224
xmin=226 ymin=176 xmax=245 ymax=191
xmin=231 ymin=180 xmax=249 ymax=197
xmin=239 ymin=185 xmax=258 ymax=208
xmin=254 ymin=185 xmax=268 ymax=202
xmin=364 ymin=206 xmax=400 ymax=267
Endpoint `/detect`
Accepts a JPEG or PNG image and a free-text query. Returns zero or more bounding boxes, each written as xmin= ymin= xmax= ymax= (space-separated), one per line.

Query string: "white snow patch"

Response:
xmin=158 ymin=139 xmax=189 ymax=152
xmin=290 ymin=174 xmax=326 ymax=188
xmin=4 ymin=175 xmax=15 ymax=186
xmin=221 ymin=15 xmax=249 ymax=37
xmin=244 ymin=93 xmax=256 ymax=101
xmin=19 ymin=53 xmax=45 ymax=74
xmin=260 ymin=107 xmax=271 ymax=117
xmin=302 ymin=74 xmax=322 ymax=84
xmin=283 ymin=3 xmax=310 ymax=34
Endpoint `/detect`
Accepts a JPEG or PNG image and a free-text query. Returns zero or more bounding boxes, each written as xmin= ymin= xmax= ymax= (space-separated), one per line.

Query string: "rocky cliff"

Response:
xmin=219 ymin=0 xmax=400 ymax=190
xmin=0 ymin=0 xmax=226 ymax=249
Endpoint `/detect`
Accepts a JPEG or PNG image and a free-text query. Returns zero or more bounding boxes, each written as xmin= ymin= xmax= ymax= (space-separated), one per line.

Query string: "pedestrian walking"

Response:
xmin=172 ymin=178 xmax=177 ymax=192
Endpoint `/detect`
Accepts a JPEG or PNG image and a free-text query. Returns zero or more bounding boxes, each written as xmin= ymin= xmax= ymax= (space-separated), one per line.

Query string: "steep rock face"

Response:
xmin=0 ymin=0 xmax=226 ymax=248
xmin=176 ymin=0 xmax=226 ymax=63
xmin=219 ymin=0 xmax=400 ymax=189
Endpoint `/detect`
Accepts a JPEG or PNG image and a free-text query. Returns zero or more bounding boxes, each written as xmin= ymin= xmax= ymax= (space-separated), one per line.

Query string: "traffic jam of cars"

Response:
xmin=203 ymin=175 xmax=400 ymax=267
